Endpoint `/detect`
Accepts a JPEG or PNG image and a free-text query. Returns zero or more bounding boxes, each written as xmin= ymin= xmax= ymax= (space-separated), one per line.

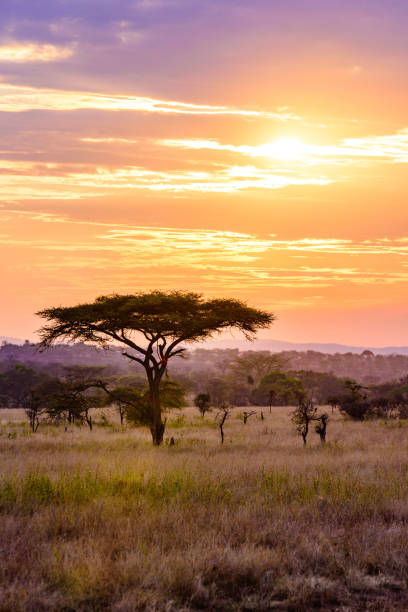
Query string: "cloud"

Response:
xmin=0 ymin=82 xmax=299 ymax=120
xmin=159 ymin=129 xmax=408 ymax=165
xmin=3 ymin=207 xmax=408 ymax=307
xmin=80 ymin=137 xmax=139 ymax=144
xmin=0 ymin=159 xmax=331 ymax=199
xmin=0 ymin=43 xmax=73 ymax=62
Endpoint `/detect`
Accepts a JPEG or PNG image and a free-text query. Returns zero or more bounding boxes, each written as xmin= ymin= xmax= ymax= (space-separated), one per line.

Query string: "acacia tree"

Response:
xmin=291 ymin=399 xmax=318 ymax=446
xmin=228 ymin=352 xmax=286 ymax=387
xmin=194 ymin=393 xmax=211 ymax=417
xmin=46 ymin=366 xmax=106 ymax=430
xmin=37 ymin=291 xmax=274 ymax=445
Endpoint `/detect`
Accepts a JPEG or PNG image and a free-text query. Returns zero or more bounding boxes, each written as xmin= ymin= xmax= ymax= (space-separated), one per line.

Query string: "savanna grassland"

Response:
xmin=2 ymin=407 xmax=408 ymax=611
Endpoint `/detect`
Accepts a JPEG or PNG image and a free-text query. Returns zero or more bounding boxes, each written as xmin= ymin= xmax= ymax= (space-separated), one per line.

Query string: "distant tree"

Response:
xmin=292 ymin=370 xmax=348 ymax=404
xmin=216 ymin=406 xmax=230 ymax=444
xmin=0 ymin=364 xmax=39 ymax=408
xmin=337 ymin=380 xmax=371 ymax=420
xmin=268 ymin=390 xmax=274 ymax=413
xmin=47 ymin=366 xmax=106 ymax=430
xmin=102 ymin=385 xmax=148 ymax=427
xmin=367 ymin=377 xmax=408 ymax=419
xmin=24 ymin=377 xmax=62 ymax=432
xmin=194 ymin=393 xmax=211 ymax=417
xmin=99 ymin=375 xmax=145 ymax=424
xmin=37 ymin=291 xmax=273 ymax=445
xmin=0 ymin=364 xmax=61 ymax=430
xmin=228 ymin=352 xmax=286 ymax=387
xmin=242 ymin=410 xmax=256 ymax=424
xmin=291 ymin=399 xmax=318 ymax=446
xmin=252 ymin=371 xmax=306 ymax=406
xmin=205 ymin=377 xmax=232 ymax=407
xmin=327 ymin=395 xmax=340 ymax=413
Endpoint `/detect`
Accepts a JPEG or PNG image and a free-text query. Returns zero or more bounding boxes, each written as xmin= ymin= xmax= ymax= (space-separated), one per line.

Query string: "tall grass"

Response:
xmin=1 ymin=406 xmax=408 ymax=610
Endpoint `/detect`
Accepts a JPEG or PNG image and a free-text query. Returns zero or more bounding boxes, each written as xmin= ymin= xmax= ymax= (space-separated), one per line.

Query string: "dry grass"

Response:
xmin=1 ymin=406 xmax=408 ymax=610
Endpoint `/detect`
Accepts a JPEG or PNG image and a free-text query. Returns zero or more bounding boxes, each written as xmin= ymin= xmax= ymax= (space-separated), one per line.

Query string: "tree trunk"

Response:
xmin=150 ymin=420 xmax=165 ymax=445
xmin=148 ymin=379 xmax=165 ymax=446
xmin=220 ymin=423 xmax=225 ymax=444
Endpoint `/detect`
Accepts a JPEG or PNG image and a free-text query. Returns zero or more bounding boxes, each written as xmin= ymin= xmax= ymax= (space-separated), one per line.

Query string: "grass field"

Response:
xmin=2 ymin=406 xmax=408 ymax=610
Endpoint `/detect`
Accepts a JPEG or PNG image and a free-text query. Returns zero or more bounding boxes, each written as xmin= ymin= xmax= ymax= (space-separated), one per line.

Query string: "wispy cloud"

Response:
xmin=3 ymin=208 xmax=408 ymax=287
xmin=159 ymin=129 xmax=408 ymax=165
xmin=0 ymin=43 xmax=73 ymax=62
xmin=266 ymin=237 xmax=408 ymax=256
xmin=0 ymin=82 xmax=299 ymax=119
xmin=80 ymin=137 xmax=139 ymax=144
xmin=0 ymin=160 xmax=330 ymax=199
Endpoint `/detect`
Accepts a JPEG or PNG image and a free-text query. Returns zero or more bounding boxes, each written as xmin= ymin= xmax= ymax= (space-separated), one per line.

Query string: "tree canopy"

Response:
xmin=37 ymin=291 xmax=273 ymax=349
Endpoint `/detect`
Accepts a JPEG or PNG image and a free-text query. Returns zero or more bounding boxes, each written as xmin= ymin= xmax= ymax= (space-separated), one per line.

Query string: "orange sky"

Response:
xmin=1 ymin=1 xmax=408 ymax=346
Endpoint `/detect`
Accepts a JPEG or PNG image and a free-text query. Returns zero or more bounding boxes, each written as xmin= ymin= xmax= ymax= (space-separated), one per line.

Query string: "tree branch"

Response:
xmin=122 ymin=352 xmax=145 ymax=367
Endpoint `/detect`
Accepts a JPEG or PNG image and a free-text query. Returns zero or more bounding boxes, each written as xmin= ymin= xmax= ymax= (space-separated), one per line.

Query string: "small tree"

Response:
xmin=107 ymin=386 xmax=151 ymax=427
xmin=216 ymin=405 xmax=230 ymax=444
xmin=252 ymin=371 xmax=306 ymax=407
xmin=327 ymin=395 xmax=339 ymax=414
xmin=194 ymin=393 xmax=211 ymax=417
xmin=268 ymin=389 xmax=274 ymax=414
xmin=37 ymin=291 xmax=274 ymax=445
xmin=99 ymin=375 xmax=145 ymax=425
xmin=242 ymin=410 xmax=256 ymax=424
xmin=24 ymin=378 xmax=62 ymax=432
xmin=46 ymin=366 xmax=106 ymax=430
xmin=0 ymin=365 xmax=61 ymax=432
xmin=291 ymin=399 xmax=317 ymax=446
xmin=337 ymin=380 xmax=371 ymax=420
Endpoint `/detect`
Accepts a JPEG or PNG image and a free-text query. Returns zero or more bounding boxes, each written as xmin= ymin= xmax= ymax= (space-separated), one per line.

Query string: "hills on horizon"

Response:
xmin=0 ymin=336 xmax=25 ymax=346
xmin=3 ymin=335 xmax=408 ymax=356
xmin=202 ymin=337 xmax=408 ymax=356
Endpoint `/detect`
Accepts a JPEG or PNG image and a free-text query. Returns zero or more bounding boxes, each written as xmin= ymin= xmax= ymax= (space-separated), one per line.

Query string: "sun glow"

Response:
xmin=262 ymin=137 xmax=307 ymax=160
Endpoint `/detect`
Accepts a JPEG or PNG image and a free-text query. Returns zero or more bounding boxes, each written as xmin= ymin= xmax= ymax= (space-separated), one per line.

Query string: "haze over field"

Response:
xmin=1 ymin=1 xmax=408 ymax=345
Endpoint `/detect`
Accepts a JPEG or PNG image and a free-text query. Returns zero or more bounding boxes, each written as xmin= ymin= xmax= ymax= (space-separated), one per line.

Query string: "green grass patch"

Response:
xmin=0 ymin=469 xmax=234 ymax=511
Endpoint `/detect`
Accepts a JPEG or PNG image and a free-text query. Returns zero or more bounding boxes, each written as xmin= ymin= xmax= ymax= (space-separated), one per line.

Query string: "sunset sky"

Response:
xmin=1 ymin=0 xmax=408 ymax=345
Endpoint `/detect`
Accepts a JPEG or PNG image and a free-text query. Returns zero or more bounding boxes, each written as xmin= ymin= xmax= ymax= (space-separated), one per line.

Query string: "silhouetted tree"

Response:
xmin=24 ymin=377 xmax=62 ymax=432
xmin=216 ymin=405 xmax=230 ymax=444
xmin=37 ymin=291 xmax=273 ymax=444
xmin=337 ymin=380 xmax=371 ymax=420
xmin=242 ymin=410 xmax=256 ymax=424
xmin=46 ymin=366 xmax=106 ymax=430
xmin=194 ymin=393 xmax=211 ymax=417
xmin=291 ymin=399 xmax=318 ymax=446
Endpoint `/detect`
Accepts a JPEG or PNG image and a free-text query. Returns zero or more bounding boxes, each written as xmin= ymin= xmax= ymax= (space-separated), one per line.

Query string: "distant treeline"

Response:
xmin=2 ymin=342 xmax=408 ymax=385
xmin=0 ymin=341 xmax=139 ymax=376
xmin=167 ymin=348 xmax=408 ymax=385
